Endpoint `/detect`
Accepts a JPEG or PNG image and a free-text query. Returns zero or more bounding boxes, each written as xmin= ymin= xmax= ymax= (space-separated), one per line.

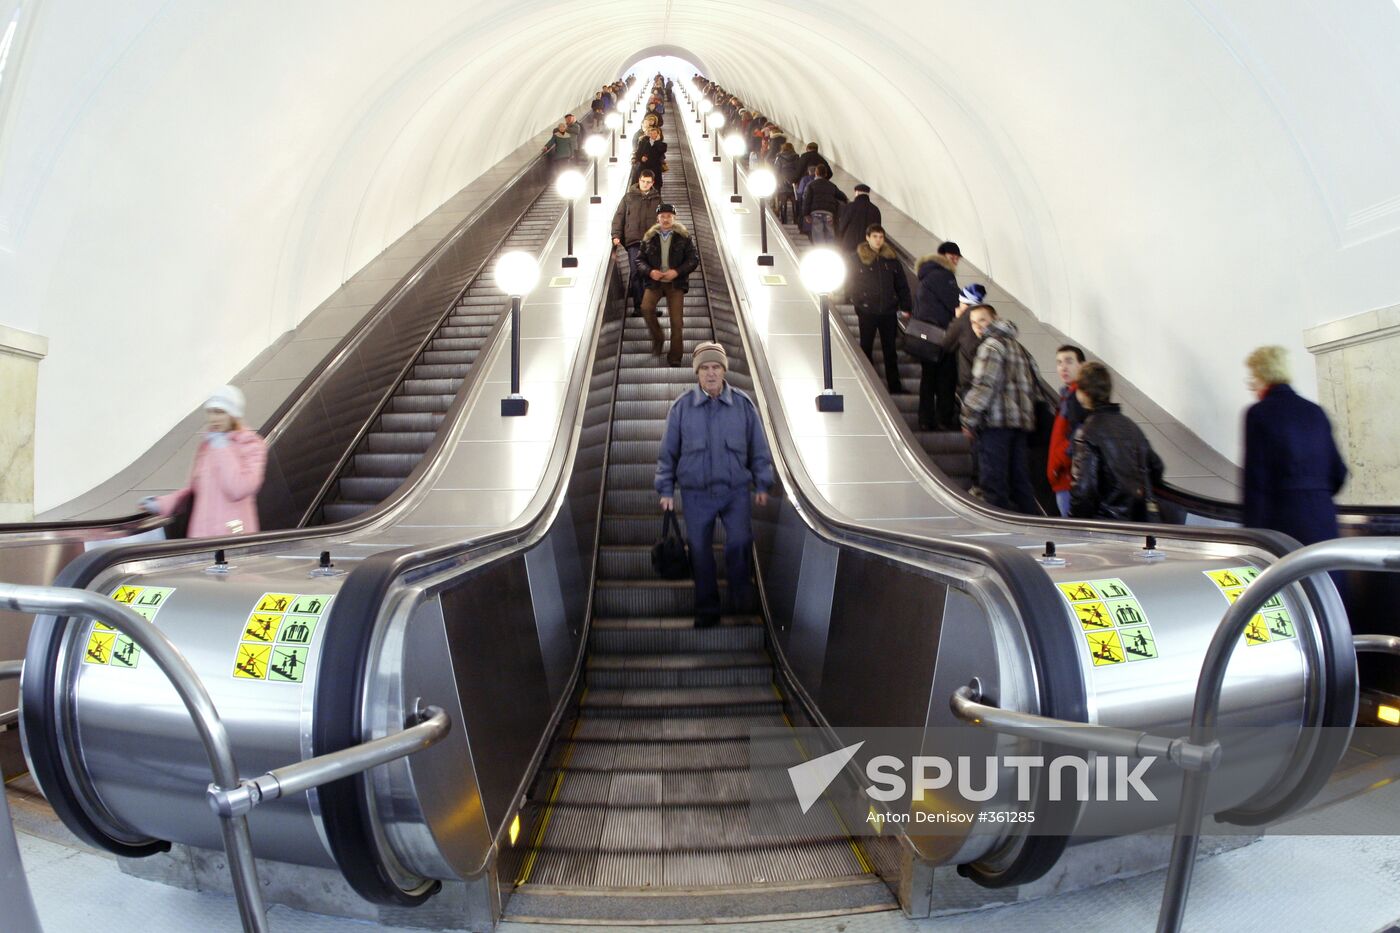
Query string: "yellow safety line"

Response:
xmin=774 ymin=694 xmax=874 ymax=875
xmin=516 ymin=689 xmax=585 ymax=886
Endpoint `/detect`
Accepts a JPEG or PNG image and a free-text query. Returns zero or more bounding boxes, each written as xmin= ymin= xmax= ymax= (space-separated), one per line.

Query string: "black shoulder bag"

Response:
xmin=651 ymin=510 xmax=692 ymax=579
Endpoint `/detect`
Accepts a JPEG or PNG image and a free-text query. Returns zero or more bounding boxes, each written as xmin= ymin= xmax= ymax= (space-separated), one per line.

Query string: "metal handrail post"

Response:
xmin=0 ymin=660 xmax=21 ymax=680
xmin=1355 ymin=634 xmax=1400 ymax=655
xmin=0 ymin=583 xmax=269 ymax=933
xmin=951 ymin=686 xmax=1220 ymax=772
xmin=209 ymin=706 xmax=449 ymax=818
xmin=1156 ymin=538 xmax=1400 ymax=933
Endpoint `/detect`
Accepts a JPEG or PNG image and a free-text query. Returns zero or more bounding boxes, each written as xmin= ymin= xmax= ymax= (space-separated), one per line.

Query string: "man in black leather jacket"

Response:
xmin=1069 ymin=362 xmax=1165 ymax=521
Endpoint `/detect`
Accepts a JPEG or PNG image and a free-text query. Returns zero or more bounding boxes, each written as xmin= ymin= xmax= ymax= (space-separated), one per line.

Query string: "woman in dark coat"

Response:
xmin=631 ymin=127 xmax=668 ymax=190
xmin=1242 ymin=346 xmax=1347 ymax=545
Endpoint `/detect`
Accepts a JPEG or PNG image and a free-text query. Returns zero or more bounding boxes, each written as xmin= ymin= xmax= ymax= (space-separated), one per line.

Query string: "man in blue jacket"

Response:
xmin=1242 ymin=346 xmax=1347 ymax=545
xmin=656 ymin=342 xmax=775 ymax=627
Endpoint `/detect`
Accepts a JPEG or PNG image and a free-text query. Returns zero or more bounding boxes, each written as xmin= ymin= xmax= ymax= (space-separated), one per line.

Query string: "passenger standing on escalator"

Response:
xmin=656 ymin=343 xmax=775 ymax=628
xmin=1047 ymin=345 xmax=1087 ymax=516
xmin=140 ymin=385 xmax=267 ymax=538
xmin=612 ymin=170 xmax=663 ymax=318
xmin=1241 ymin=346 xmax=1348 ymax=545
xmin=542 ymin=124 xmax=575 ymax=173
xmin=848 ymin=224 xmax=911 ymax=394
xmin=912 ymin=244 xmax=963 ymax=430
xmin=631 ymin=126 xmax=668 ymax=190
xmin=961 ymin=307 xmax=1039 ymax=514
xmin=636 ymin=203 xmax=699 ymax=366
xmin=1069 ymin=363 xmax=1165 ymax=521
xmin=801 ymin=165 xmax=847 ymax=246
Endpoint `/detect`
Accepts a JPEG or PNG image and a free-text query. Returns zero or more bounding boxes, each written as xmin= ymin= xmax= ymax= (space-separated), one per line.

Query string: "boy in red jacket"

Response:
xmin=1047 ymin=345 xmax=1086 ymax=515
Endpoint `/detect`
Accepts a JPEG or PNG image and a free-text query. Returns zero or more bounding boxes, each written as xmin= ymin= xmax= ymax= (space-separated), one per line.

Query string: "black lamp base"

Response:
xmin=561 ymin=256 xmax=579 ymax=268
xmin=609 ymin=157 xmax=618 ymax=163
xmin=757 ymin=254 xmax=775 ymax=266
xmin=815 ymin=393 xmax=845 ymax=413
xmin=501 ymin=397 xmax=529 ymax=417
xmin=729 ymin=195 xmax=742 ymax=203
xmin=590 ymin=196 xmax=602 ymax=204
xmin=712 ymin=156 xmax=721 ymax=163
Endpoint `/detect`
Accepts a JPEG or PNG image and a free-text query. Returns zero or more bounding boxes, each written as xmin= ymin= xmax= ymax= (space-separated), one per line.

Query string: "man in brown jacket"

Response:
xmin=612 ymin=170 xmax=662 ymax=316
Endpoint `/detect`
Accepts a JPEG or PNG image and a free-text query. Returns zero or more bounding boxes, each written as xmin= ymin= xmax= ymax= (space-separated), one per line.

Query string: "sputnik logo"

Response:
xmin=787 ymin=741 xmax=864 ymax=814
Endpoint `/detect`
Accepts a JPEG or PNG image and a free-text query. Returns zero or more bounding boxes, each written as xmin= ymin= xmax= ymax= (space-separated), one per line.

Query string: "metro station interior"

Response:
xmin=2 ymin=4 xmax=1400 ymax=932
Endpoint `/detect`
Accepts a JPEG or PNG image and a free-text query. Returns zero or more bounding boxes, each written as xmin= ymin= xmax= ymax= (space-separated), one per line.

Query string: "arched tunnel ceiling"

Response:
xmin=3 ymin=1 xmax=1400 ymax=510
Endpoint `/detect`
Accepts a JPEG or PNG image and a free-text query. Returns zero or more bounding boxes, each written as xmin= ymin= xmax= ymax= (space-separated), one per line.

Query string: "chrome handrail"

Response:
xmin=1 ymin=583 xmax=452 ymax=933
xmin=1156 ymin=538 xmax=1400 ymax=933
xmin=0 ymin=583 xmax=269 ymax=933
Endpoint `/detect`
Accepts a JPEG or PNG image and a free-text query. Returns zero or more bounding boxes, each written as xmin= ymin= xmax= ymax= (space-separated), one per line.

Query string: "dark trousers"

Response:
xmin=857 ymin=311 xmax=903 ymax=391
xmin=977 ymin=428 xmax=1039 ymax=514
xmin=918 ymin=357 xmax=958 ymax=430
xmin=625 ymin=244 xmax=645 ymax=312
xmin=683 ymin=486 xmax=754 ymax=616
xmin=641 ymin=283 xmax=686 ymax=363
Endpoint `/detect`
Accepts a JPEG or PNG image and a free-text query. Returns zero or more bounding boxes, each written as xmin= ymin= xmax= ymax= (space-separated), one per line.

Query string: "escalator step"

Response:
xmin=321 ymin=502 xmax=374 ymax=524
xmin=412 ymin=363 xmax=472 ymax=380
xmin=596 ymin=545 xmax=725 ymax=581
xmin=362 ymin=432 xmax=436 ymax=454
xmin=349 ymin=452 xmax=421 ymax=477
xmin=601 ymin=517 xmax=727 ymax=547
xmin=589 ymin=622 xmax=762 ymax=654
xmin=420 ymin=348 xmax=480 ymax=364
xmin=580 ymin=685 xmax=782 ymax=719
xmin=585 ymin=660 xmax=771 ymax=689
xmin=378 ymin=412 xmax=445 ymax=432
xmin=608 ymin=421 xmax=666 ymax=443
xmin=335 ymin=476 xmax=403 ymax=501
xmin=593 ymin=581 xmax=727 ymax=617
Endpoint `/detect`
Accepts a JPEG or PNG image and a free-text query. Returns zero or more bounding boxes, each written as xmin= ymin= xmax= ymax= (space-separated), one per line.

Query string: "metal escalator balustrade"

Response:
xmin=507 ymin=108 xmax=891 ymax=923
xmin=315 ymin=193 xmax=569 ymax=524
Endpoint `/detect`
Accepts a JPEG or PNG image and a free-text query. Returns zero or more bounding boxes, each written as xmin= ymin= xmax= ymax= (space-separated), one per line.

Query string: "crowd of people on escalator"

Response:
xmin=665 ymin=73 xmax=1350 ymax=544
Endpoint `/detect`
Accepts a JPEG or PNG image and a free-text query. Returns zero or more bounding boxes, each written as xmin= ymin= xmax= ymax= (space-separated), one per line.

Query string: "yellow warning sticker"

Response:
xmin=1244 ymin=617 xmax=1272 ymax=646
xmin=1085 ymin=630 xmax=1125 ymax=666
xmin=83 ymin=631 xmax=116 ymax=666
xmin=242 ymin=613 xmax=284 ymax=643
xmin=233 ymin=593 xmax=330 ymax=682
xmin=111 ymin=585 xmax=142 ymax=605
xmin=1058 ymin=581 xmax=1101 ymax=603
xmin=255 ymin=593 xmax=296 ymax=614
xmin=1205 ymin=568 xmax=1248 ymax=590
xmin=1203 ymin=567 xmax=1296 ymax=644
xmin=1073 ymin=601 xmax=1114 ymax=631
xmin=85 ymin=585 xmax=176 ymax=671
xmin=233 ymin=643 xmax=271 ymax=680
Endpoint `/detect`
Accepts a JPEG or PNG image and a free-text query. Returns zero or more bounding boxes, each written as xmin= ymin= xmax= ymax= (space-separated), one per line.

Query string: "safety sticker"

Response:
xmin=83 ymin=631 xmax=116 ymax=666
xmin=1202 ymin=567 xmax=1295 ymax=647
xmin=1244 ymin=617 xmax=1272 ymax=646
xmin=1089 ymin=578 xmax=1133 ymax=600
xmin=1105 ymin=598 xmax=1149 ymax=629
xmin=231 ymin=593 xmax=333 ymax=682
xmin=1073 ymin=601 xmax=1114 ymax=631
xmin=1085 ymin=630 xmax=1125 ymax=666
xmin=84 ymin=585 xmax=176 ymax=670
xmin=1118 ymin=626 xmax=1159 ymax=661
xmin=267 ymin=646 xmax=309 ymax=683
xmin=1262 ymin=608 xmax=1295 ymax=640
xmin=111 ymin=636 xmax=141 ymax=669
xmin=233 ymin=643 xmax=272 ymax=680
xmin=1058 ymin=581 xmax=1101 ymax=603
xmin=1058 ymin=578 xmax=1163 ymax=664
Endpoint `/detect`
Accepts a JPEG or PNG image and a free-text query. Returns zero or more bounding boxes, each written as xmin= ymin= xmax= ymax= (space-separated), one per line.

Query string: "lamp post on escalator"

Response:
xmin=555 ymin=169 xmax=585 ymax=268
xmin=800 ymin=248 xmax=846 ymax=412
xmin=722 ymin=133 xmax=746 ymax=203
xmin=698 ymin=98 xmax=712 ymax=133
xmin=584 ymin=134 xmax=607 ymax=203
xmin=604 ymin=111 xmax=623 ymax=163
xmin=706 ymin=112 xmax=725 ymax=161
xmin=497 ymin=251 xmax=540 ymax=417
xmin=747 ymin=168 xmax=777 ymax=265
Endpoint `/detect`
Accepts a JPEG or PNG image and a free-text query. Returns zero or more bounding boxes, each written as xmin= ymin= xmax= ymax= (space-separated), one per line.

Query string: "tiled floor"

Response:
xmin=11 ymin=779 xmax=1400 ymax=932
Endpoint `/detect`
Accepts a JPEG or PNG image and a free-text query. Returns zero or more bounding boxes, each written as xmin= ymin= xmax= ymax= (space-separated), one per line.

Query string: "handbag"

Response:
xmin=661 ymin=160 xmax=669 ymax=173
xmin=900 ymin=317 xmax=946 ymax=363
xmin=651 ymin=510 xmax=691 ymax=579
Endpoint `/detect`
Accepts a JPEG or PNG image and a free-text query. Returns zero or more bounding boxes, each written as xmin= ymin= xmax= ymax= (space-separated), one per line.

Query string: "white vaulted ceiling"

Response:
xmin=3 ymin=1 xmax=1399 ymax=509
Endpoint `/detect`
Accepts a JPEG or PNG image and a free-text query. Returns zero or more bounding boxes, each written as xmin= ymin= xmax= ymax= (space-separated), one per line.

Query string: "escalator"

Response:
xmin=505 ymin=113 xmax=892 ymax=923
xmin=314 ymin=191 xmax=568 ymax=524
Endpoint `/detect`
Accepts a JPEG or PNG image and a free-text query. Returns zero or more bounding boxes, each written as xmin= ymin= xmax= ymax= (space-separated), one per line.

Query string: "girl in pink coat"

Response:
xmin=142 ymin=385 xmax=268 ymax=537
